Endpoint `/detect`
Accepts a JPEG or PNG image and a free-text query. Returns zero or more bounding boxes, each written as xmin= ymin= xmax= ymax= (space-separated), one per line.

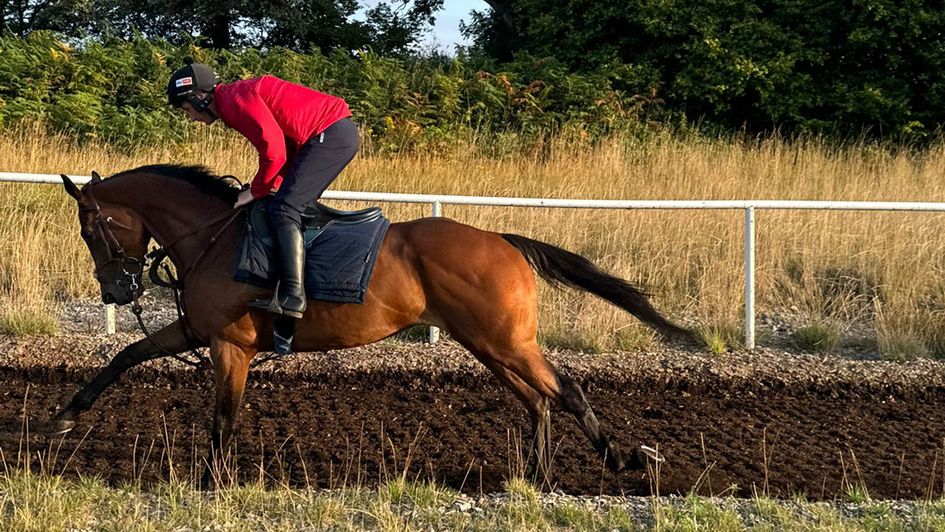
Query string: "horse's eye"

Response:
xmin=81 ymin=229 xmax=94 ymax=239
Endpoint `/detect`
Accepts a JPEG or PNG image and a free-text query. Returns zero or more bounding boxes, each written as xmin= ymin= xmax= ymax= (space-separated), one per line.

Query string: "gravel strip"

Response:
xmin=4 ymin=327 xmax=945 ymax=395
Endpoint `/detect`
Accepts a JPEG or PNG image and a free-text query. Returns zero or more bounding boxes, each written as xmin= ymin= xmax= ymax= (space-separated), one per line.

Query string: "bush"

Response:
xmin=0 ymin=305 xmax=58 ymax=335
xmin=791 ymin=322 xmax=840 ymax=353
xmin=0 ymin=32 xmax=659 ymax=152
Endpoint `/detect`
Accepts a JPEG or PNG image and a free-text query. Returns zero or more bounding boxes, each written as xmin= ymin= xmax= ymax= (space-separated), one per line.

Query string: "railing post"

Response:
xmin=744 ymin=206 xmax=756 ymax=349
xmin=105 ymin=303 xmax=116 ymax=335
xmin=428 ymin=200 xmax=442 ymax=344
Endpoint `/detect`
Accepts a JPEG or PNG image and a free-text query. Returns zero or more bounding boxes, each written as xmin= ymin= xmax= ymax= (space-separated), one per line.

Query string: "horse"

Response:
xmin=53 ymin=164 xmax=693 ymax=484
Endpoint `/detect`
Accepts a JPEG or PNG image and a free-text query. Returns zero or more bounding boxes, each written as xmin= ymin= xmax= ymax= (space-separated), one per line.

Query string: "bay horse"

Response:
xmin=54 ymin=164 xmax=693 ymax=483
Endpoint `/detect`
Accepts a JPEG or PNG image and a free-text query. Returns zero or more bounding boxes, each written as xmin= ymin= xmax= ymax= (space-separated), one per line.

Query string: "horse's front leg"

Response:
xmin=48 ymin=319 xmax=197 ymax=433
xmin=202 ymin=336 xmax=255 ymax=488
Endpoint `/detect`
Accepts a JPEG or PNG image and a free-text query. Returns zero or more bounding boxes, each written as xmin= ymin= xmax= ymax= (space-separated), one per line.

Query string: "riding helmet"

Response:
xmin=166 ymin=61 xmax=221 ymax=111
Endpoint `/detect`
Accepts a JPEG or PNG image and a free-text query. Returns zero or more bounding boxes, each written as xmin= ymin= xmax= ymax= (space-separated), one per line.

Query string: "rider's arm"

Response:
xmin=222 ymin=86 xmax=287 ymax=199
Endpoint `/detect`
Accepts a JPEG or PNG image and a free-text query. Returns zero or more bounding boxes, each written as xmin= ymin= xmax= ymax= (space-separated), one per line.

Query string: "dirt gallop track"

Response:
xmin=2 ymin=335 xmax=945 ymax=499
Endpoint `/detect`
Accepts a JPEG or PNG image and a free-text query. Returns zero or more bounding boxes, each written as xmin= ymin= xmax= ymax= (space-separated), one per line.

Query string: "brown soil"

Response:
xmin=2 ymin=334 xmax=945 ymax=500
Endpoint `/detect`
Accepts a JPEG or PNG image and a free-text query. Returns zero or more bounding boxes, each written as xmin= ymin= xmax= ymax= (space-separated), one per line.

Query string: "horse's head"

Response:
xmin=61 ymin=172 xmax=150 ymax=306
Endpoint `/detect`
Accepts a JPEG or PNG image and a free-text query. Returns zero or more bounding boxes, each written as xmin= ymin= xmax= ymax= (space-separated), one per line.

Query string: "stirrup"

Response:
xmin=247 ymin=281 xmax=285 ymax=315
xmin=247 ymin=297 xmax=304 ymax=319
xmin=247 ymin=296 xmax=284 ymax=315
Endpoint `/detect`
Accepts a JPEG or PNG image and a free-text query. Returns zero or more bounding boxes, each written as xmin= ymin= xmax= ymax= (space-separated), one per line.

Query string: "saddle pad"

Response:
xmin=234 ymin=201 xmax=390 ymax=304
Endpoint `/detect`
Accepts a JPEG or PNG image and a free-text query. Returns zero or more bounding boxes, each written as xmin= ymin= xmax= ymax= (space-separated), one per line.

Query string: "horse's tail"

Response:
xmin=501 ymin=233 xmax=696 ymax=343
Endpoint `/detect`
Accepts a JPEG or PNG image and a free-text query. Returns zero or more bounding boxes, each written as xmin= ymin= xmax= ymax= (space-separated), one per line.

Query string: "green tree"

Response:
xmin=2 ymin=0 xmax=444 ymax=54
xmin=363 ymin=0 xmax=443 ymax=56
xmin=0 ymin=0 xmax=91 ymax=35
xmin=463 ymin=0 xmax=945 ymax=137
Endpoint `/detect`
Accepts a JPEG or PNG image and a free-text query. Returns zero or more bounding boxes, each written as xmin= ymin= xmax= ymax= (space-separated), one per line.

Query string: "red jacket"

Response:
xmin=214 ymin=75 xmax=352 ymax=198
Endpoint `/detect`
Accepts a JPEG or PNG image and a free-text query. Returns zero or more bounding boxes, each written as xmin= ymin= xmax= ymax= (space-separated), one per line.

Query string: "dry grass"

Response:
xmin=3 ymin=467 xmax=945 ymax=530
xmin=2 ymin=123 xmax=945 ymax=356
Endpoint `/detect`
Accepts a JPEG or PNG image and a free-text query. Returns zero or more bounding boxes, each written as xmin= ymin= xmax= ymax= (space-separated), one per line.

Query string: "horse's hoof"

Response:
xmin=199 ymin=470 xmax=217 ymax=491
xmin=640 ymin=444 xmax=664 ymax=463
xmin=51 ymin=419 xmax=76 ymax=435
xmin=621 ymin=445 xmax=665 ymax=472
xmin=607 ymin=453 xmax=626 ymax=473
xmin=32 ymin=418 xmax=76 ymax=435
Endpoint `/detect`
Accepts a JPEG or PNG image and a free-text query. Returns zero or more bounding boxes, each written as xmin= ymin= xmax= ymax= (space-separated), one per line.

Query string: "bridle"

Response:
xmin=80 ymin=186 xmax=144 ymax=303
xmin=83 ymin=183 xmax=243 ymax=368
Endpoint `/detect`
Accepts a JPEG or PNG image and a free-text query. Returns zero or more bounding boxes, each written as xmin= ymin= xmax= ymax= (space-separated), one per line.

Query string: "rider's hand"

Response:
xmin=234 ymin=188 xmax=255 ymax=209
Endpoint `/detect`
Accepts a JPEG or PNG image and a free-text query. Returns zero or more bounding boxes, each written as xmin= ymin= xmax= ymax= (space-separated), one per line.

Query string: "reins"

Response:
xmin=149 ymin=207 xmax=245 ymax=281
xmin=140 ymin=207 xmax=243 ymax=368
xmin=85 ymin=183 xmax=244 ymax=368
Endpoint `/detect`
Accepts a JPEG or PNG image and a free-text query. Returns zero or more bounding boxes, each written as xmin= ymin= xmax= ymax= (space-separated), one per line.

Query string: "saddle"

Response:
xmin=301 ymin=202 xmax=384 ymax=226
xmin=234 ymin=199 xmax=390 ymax=304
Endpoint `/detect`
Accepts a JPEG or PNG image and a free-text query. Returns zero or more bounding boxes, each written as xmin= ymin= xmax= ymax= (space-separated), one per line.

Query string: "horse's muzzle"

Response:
xmin=99 ymin=277 xmax=142 ymax=306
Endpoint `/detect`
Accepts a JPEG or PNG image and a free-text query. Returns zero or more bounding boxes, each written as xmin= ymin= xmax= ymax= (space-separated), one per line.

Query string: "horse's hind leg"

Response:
xmin=555 ymin=372 xmax=636 ymax=472
xmin=475 ymin=357 xmax=553 ymax=480
xmin=495 ymin=342 xmax=629 ymax=473
xmin=454 ymin=328 xmax=628 ymax=474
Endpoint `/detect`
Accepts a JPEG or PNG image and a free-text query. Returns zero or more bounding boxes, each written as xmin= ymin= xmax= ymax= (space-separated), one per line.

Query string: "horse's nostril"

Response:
xmin=102 ymin=293 xmax=115 ymax=304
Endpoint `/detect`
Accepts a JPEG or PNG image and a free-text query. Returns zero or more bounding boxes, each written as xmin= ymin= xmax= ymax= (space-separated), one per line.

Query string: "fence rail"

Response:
xmin=5 ymin=171 xmax=945 ymax=348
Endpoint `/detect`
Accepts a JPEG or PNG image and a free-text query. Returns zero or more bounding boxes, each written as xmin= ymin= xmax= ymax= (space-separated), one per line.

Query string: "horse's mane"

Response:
xmin=110 ymin=164 xmax=242 ymax=204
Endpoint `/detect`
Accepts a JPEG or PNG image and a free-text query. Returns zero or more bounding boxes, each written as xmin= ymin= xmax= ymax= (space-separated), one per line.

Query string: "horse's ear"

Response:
xmin=90 ymin=171 xmax=102 ymax=184
xmin=61 ymin=174 xmax=81 ymax=201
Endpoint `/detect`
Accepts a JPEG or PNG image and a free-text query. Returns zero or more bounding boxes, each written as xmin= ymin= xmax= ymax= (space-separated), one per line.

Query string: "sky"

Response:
xmin=357 ymin=0 xmax=491 ymax=54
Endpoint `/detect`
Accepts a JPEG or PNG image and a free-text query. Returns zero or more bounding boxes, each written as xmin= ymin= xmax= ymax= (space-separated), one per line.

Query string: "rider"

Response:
xmin=166 ymin=61 xmax=358 ymax=348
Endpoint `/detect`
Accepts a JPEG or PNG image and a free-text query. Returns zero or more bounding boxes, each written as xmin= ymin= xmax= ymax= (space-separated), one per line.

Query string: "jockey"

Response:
xmin=166 ymin=61 xmax=359 ymax=339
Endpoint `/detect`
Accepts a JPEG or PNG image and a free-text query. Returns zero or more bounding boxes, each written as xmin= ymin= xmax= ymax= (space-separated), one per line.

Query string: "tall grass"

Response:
xmin=2 ymin=123 xmax=945 ymax=356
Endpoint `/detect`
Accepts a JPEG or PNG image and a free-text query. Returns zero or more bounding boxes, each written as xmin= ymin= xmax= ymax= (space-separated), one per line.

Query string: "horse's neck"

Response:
xmin=105 ymin=182 xmax=234 ymax=268
xmin=144 ymin=203 xmax=235 ymax=265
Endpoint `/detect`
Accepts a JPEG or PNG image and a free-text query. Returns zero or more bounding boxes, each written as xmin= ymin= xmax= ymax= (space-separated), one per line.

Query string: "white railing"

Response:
xmin=5 ymin=171 xmax=945 ymax=348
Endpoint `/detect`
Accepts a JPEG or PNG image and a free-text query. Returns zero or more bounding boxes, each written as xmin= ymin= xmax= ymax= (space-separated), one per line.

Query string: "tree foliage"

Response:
xmin=0 ymin=0 xmax=443 ymax=55
xmin=464 ymin=0 xmax=945 ymax=138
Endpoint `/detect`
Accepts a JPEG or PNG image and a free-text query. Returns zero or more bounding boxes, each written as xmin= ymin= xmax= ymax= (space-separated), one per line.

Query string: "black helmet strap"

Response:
xmin=187 ymin=89 xmax=215 ymax=115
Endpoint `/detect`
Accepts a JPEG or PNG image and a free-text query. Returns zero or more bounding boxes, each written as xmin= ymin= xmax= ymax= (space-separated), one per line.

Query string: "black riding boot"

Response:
xmin=248 ymin=219 xmax=308 ymax=319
